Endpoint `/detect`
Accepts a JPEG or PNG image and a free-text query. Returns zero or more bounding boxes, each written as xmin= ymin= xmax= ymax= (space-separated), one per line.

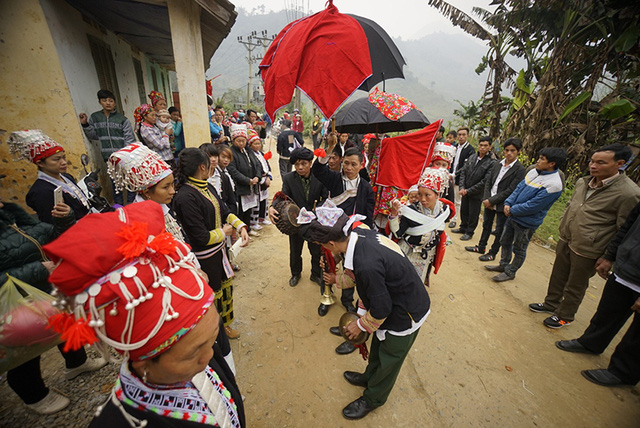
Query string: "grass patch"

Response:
xmin=532 ymin=188 xmax=573 ymax=249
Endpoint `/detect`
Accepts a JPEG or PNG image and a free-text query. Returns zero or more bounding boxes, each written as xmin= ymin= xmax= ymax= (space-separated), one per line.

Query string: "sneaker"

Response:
xmin=449 ymin=221 xmax=457 ymax=229
xmin=65 ymin=356 xmax=107 ymax=380
xmin=261 ymin=219 xmax=273 ymax=226
xmin=26 ymin=390 xmax=70 ymax=415
xmin=465 ymin=245 xmax=485 ymax=254
xmin=478 ymin=253 xmax=495 ymax=261
xmin=251 ymin=224 xmax=263 ymax=231
xmin=543 ymin=315 xmax=572 ymax=329
xmin=528 ymin=303 xmax=554 ymax=314
xmin=249 ymin=230 xmax=260 ymax=237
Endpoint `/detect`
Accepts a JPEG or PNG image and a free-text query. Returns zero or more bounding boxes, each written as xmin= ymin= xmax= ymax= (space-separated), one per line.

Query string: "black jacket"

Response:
xmin=351 ymin=227 xmax=431 ymax=331
xmin=89 ymin=341 xmax=245 ymax=428
xmin=277 ymin=130 xmax=304 ymax=157
xmin=217 ymin=167 xmax=238 ymax=215
xmin=0 ymin=203 xmax=74 ymax=291
xmin=482 ymin=160 xmax=526 ymax=211
xmin=311 ymin=160 xmax=375 ymax=227
xmin=450 ymin=143 xmax=476 ymax=185
xmin=604 ymin=201 xmax=640 ymax=284
xmin=26 ymin=173 xmax=89 ymax=223
xmin=459 ymin=154 xmax=496 ymax=197
xmin=227 ymin=145 xmax=264 ymax=197
xmin=280 ymin=171 xmax=327 ymax=210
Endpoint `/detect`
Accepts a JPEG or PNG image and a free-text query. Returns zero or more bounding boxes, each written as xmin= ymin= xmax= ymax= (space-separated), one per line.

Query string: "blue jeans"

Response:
xmin=499 ymin=218 xmax=535 ymax=277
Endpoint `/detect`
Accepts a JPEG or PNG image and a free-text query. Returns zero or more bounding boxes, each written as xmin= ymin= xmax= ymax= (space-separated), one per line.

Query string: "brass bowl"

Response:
xmin=339 ymin=312 xmax=369 ymax=345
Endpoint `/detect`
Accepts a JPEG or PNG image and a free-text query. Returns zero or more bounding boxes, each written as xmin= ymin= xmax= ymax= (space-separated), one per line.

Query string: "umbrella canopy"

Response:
xmin=348 ymin=14 xmax=406 ymax=92
xmin=334 ymin=90 xmax=430 ymax=134
xmin=259 ymin=0 xmax=405 ymax=121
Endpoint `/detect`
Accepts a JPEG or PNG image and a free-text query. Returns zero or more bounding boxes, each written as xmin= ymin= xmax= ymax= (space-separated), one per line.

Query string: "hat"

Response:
xmin=108 ymin=143 xmax=173 ymax=192
xmin=7 ymin=130 xmax=64 ymax=163
xmin=157 ymin=109 xmax=171 ymax=117
xmin=407 ymin=185 xmax=419 ymax=194
xmin=230 ymin=124 xmax=248 ymax=140
xmin=362 ymin=133 xmax=377 ymax=144
xmin=134 ymin=104 xmax=154 ymax=124
xmin=45 ymin=201 xmax=213 ymax=361
xmin=417 ymin=167 xmax=450 ymax=196
xmin=431 ymin=142 xmax=456 ymax=166
xmin=247 ymin=129 xmax=261 ymax=145
xmin=290 ymin=147 xmax=313 ymax=164
xmin=148 ymin=90 xmax=165 ymax=106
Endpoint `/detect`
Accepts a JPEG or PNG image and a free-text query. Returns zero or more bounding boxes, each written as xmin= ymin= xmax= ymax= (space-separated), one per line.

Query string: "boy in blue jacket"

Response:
xmin=486 ymin=147 xmax=566 ymax=281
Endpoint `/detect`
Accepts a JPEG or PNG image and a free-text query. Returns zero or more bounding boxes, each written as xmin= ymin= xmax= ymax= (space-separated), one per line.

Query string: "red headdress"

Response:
xmin=44 ymin=201 xmax=213 ymax=361
xmin=148 ymin=90 xmax=166 ymax=107
xmin=134 ymin=104 xmax=154 ymax=124
xmin=417 ymin=167 xmax=450 ymax=196
xmin=7 ymin=130 xmax=64 ymax=164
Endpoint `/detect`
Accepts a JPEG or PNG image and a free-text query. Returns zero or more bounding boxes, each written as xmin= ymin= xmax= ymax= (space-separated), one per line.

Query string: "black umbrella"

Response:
xmin=348 ymin=14 xmax=406 ymax=92
xmin=334 ymin=96 xmax=430 ymax=134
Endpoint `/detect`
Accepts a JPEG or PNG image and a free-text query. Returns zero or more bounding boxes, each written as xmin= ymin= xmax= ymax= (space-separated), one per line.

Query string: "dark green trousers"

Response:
xmin=362 ymin=328 xmax=420 ymax=407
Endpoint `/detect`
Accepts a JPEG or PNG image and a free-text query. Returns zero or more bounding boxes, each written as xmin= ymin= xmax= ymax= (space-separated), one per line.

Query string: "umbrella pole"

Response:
xmin=332 ymin=117 xmax=335 ymax=133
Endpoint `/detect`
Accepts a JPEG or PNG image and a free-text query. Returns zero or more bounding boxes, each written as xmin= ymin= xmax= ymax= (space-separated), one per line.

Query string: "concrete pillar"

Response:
xmin=167 ymin=0 xmax=210 ymax=148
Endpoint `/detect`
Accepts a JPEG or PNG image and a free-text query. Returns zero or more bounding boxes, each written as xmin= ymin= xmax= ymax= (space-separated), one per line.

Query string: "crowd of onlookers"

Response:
xmin=2 ymin=87 xmax=639 ymax=424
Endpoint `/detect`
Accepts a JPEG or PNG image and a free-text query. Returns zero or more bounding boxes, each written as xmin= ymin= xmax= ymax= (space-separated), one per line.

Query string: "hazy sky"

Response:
xmin=232 ymin=0 xmax=493 ymax=43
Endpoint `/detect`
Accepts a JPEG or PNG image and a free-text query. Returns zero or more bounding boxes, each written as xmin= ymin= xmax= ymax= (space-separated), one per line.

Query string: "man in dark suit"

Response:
xmin=465 ymin=138 xmax=526 ymax=260
xmin=269 ymin=147 xmax=326 ymax=287
xmin=276 ymin=119 xmax=304 ymax=179
xmin=453 ymin=136 xmax=496 ymax=240
xmin=449 ymin=127 xmax=476 ymax=228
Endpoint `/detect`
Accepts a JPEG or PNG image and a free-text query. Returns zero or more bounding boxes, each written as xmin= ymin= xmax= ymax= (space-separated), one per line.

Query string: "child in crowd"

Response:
xmin=248 ymin=129 xmax=272 ymax=229
xmin=399 ymin=185 xmax=419 ymax=206
xmin=134 ymin=104 xmax=174 ymax=164
xmin=168 ymin=106 xmax=185 ymax=156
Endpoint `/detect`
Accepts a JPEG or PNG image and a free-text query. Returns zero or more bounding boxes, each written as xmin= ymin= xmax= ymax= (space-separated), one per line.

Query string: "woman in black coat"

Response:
xmin=226 ymin=125 xmax=263 ymax=227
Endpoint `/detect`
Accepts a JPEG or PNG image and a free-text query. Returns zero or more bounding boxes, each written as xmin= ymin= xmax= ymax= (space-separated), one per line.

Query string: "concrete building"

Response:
xmin=0 ymin=0 xmax=236 ymax=203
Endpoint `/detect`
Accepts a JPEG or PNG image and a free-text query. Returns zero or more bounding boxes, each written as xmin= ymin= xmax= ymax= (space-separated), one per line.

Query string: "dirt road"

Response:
xmin=2 ymin=149 xmax=638 ymax=427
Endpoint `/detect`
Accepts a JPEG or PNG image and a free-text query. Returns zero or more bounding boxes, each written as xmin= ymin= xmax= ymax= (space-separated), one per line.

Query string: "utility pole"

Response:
xmin=237 ymin=33 xmax=262 ymax=107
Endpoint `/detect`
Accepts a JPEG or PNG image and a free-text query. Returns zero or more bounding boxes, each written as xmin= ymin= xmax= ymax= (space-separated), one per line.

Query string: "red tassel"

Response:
xmin=355 ymin=343 xmax=369 ymax=360
xmin=149 ymin=231 xmax=178 ymax=255
xmin=47 ymin=312 xmax=74 ymax=334
xmin=263 ymin=151 xmax=273 ymax=160
xmin=314 ymin=148 xmax=326 ymax=158
xmin=116 ymin=221 xmax=149 ymax=259
xmin=60 ymin=317 xmax=98 ymax=352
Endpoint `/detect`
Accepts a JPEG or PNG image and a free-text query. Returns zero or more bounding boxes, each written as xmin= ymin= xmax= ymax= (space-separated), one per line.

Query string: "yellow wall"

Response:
xmin=0 ymin=0 xmax=87 ymax=206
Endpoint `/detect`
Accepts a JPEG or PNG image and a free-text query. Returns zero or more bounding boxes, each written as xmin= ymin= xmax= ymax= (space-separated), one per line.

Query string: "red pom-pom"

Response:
xmin=116 ymin=221 xmax=149 ymax=259
xmin=47 ymin=312 xmax=74 ymax=334
xmin=355 ymin=343 xmax=369 ymax=360
xmin=60 ymin=317 xmax=98 ymax=352
xmin=314 ymin=148 xmax=326 ymax=158
xmin=149 ymin=231 xmax=178 ymax=255
xmin=263 ymin=151 xmax=273 ymax=160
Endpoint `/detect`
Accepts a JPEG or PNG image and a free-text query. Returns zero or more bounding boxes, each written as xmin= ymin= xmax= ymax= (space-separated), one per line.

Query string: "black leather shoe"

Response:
xmin=289 ymin=274 xmax=301 ymax=287
xmin=318 ymin=303 xmax=329 ymax=316
xmin=342 ymin=397 xmax=377 ymax=420
xmin=343 ymin=371 xmax=367 ymax=387
xmin=336 ymin=341 xmax=356 ymax=355
xmin=460 ymin=234 xmax=473 ymax=241
xmin=556 ymin=339 xmax=598 ymax=354
xmin=448 ymin=220 xmax=457 ymax=228
xmin=451 ymin=228 xmax=464 ymax=234
xmin=329 ymin=326 xmax=341 ymax=336
xmin=344 ymin=304 xmax=357 ymax=313
xmin=310 ymin=274 xmax=323 ymax=286
xmin=484 ymin=265 xmax=505 ymax=272
xmin=581 ymin=369 xmax=633 ymax=387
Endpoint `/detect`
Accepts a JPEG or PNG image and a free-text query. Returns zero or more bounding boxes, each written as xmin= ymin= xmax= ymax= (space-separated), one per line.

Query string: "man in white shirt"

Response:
xmin=449 ymin=127 xmax=475 ymax=228
xmin=465 ymin=138 xmax=526 ymax=260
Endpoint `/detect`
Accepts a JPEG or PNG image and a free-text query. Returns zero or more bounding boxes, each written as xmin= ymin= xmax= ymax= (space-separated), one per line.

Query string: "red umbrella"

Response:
xmin=259 ymin=1 xmax=376 ymax=120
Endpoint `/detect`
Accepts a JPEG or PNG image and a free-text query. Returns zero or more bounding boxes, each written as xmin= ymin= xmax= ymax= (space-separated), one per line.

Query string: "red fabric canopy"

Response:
xmin=375 ymin=119 xmax=442 ymax=190
xmin=259 ymin=1 xmax=372 ymax=120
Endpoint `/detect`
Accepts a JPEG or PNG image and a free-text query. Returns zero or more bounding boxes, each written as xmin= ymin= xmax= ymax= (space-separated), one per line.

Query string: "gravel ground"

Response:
xmin=0 ymin=347 xmax=118 ymax=428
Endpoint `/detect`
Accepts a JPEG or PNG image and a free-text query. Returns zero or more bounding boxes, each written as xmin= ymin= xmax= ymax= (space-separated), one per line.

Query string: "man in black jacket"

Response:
xmin=555 ymin=201 xmax=640 ymax=387
xmin=269 ymin=148 xmax=326 ymax=287
xmin=449 ymin=127 xmax=475 ymax=228
xmin=453 ymin=137 xmax=496 ymax=240
xmin=276 ymin=119 xmax=304 ymax=179
xmin=465 ymin=138 xmax=526 ymax=260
